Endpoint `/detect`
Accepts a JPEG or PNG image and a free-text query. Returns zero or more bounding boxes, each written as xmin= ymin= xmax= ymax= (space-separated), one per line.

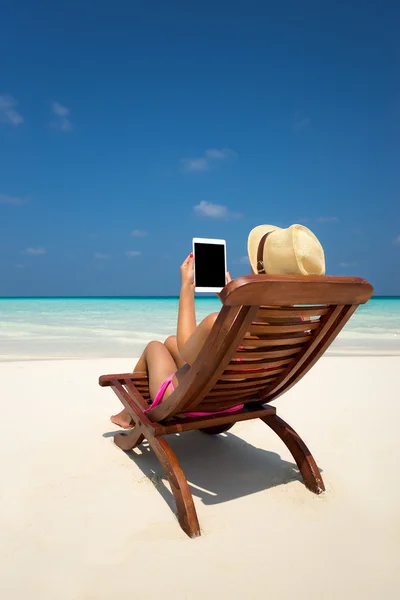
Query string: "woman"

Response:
xmin=111 ymin=223 xmax=326 ymax=428
xmin=111 ymin=253 xmax=227 ymax=428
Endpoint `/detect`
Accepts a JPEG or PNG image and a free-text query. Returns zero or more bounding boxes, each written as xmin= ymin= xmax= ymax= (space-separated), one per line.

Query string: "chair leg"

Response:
xmin=115 ymin=425 xmax=201 ymax=538
xmin=261 ymin=414 xmax=325 ymax=494
xmin=147 ymin=434 xmax=201 ymax=538
xmin=114 ymin=427 xmax=145 ymax=451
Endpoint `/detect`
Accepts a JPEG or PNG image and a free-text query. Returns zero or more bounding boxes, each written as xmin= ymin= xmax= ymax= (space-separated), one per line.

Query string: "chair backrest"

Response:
xmin=147 ymin=275 xmax=373 ymax=421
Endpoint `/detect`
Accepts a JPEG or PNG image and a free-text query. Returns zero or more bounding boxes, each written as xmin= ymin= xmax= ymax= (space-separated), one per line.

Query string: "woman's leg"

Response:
xmin=111 ymin=341 xmax=179 ymax=428
xmin=111 ymin=313 xmax=217 ymax=428
xmin=164 ymin=335 xmax=186 ymax=369
xmin=110 ymin=346 xmax=147 ymax=428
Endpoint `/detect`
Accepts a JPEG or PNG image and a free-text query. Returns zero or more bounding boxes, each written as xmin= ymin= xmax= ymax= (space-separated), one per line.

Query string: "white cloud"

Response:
xmin=24 ymin=247 xmax=46 ymax=255
xmin=94 ymin=252 xmax=109 ymax=259
xmin=182 ymin=148 xmax=236 ymax=173
xmin=181 ymin=157 xmax=210 ymax=172
xmin=125 ymin=250 xmax=142 ymax=257
xmin=15 ymin=264 xmax=25 ymax=269
xmin=193 ymin=200 xmax=242 ymax=219
xmin=194 ymin=201 xmax=227 ymax=218
xmin=394 ymin=235 xmax=400 ymax=246
xmin=51 ymin=101 xmax=72 ymax=131
xmin=233 ymin=255 xmax=250 ymax=265
xmin=0 ymin=193 xmax=27 ymax=205
xmin=131 ymin=229 xmax=148 ymax=237
xmin=316 ymin=216 xmax=339 ymax=223
xmin=339 ymin=262 xmax=357 ymax=268
xmin=0 ymin=94 xmax=24 ymax=125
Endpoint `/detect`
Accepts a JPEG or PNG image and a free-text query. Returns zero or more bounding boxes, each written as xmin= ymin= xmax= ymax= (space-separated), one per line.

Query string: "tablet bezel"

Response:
xmin=192 ymin=237 xmax=227 ymax=293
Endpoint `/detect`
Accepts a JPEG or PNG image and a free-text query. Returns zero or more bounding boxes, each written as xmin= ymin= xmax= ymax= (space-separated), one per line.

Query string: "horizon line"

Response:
xmin=0 ymin=295 xmax=397 ymax=300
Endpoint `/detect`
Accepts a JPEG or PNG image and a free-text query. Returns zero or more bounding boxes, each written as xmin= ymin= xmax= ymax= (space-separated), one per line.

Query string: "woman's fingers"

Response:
xmin=181 ymin=253 xmax=193 ymax=268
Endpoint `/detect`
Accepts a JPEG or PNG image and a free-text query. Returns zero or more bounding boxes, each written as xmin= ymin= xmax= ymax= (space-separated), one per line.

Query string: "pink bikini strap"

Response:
xmin=144 ymin=374 xmax=175 ymax=413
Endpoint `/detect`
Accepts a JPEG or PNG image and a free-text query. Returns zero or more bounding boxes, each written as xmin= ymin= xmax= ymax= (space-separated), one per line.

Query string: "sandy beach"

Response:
xmin=0 ymin=355 xmax=399 ymax=599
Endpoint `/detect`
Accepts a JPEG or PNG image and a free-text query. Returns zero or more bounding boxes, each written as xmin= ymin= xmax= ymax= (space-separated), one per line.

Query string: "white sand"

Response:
xmin=0 ymin=356 xmax=399 ymax=599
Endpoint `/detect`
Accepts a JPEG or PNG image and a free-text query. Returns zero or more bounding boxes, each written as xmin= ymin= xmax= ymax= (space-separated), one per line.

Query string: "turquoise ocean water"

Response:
xmin=0 ymin=297 xmax=399 ymax=361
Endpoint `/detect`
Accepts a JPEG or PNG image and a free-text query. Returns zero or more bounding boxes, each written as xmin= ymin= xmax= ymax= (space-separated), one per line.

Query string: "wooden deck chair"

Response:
xmin=99 ymin=274 xmax=373 ymax=538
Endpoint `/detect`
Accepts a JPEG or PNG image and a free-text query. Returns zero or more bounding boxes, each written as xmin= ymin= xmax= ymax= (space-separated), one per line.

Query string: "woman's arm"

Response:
xmin=177 ymin=254 xmax=197 ymax=352
xmin=176 ymin=257 xmax=230 ymax=364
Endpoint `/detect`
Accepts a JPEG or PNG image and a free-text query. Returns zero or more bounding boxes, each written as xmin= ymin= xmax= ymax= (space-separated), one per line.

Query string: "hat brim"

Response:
xmin=247 ymin=224 xmax=282 ymax=274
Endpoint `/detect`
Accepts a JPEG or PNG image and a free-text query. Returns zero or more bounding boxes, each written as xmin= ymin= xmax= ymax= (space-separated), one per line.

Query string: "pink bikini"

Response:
xmin=144 ymin=374 xmax=244 ymax=417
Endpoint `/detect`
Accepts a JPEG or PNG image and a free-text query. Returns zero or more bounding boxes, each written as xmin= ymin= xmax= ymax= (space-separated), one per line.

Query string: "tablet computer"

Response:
xmin=193 ymin=238 xmax=227 ymax=293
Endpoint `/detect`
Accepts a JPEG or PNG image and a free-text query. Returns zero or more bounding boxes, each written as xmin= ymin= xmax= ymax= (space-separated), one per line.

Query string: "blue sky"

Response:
xmin=1 ymin=0 xmax=399 ymax=296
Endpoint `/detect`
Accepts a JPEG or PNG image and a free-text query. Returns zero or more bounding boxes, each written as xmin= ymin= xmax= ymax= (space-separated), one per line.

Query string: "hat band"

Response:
xmin=256 ymin=231 xmax=274 ymax=274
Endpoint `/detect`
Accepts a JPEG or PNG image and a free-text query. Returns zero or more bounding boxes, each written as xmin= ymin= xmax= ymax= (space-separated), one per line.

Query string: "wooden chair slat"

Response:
xmin=233 ymin=347 xmax=303 ymax=359
xmin=225 ymin=358 xmax=293 ymax=371
xmin=256 ymin=306 xmax=330 ymax=318
xmin=203 ymin=388 xmax=262 ymax=398
xmin=214 ymin=373 xmax=284 ymax=389
xmin=249 ymin=321 xmax=319 ymax=335
xmin=253 ymin=316 xmax=321 ymax=325
xmin=220 ymin=275 xmax=373 ymax=306
xmin=123 ymin=380 xmax=149 ymax=410
xmin=217 ymin=368 xmax=287 ymax=383
xmin=222 ymin=365 xmax=287 ymax=379
xmin=99 ymin=372 xmax=147 ymax=384
xmin=204 ymin=382 xmax=274 ymax=396
xmin=245 ymin=330 xmax=314 ymax=340
xmin=241 ymin=335 xmax=311 ymax=347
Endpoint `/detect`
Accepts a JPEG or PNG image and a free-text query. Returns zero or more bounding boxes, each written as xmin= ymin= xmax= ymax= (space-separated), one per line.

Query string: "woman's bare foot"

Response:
xmin=110 ymin=410 xmax=133 ymax=429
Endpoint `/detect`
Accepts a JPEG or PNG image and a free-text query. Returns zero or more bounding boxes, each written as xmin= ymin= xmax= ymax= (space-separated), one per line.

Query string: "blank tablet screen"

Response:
xmin=194 ymin=242 xmax=226 ymax=288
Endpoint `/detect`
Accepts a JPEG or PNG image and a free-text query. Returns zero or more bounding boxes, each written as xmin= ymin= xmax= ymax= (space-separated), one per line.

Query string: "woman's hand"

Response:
xmin=180 ymin=253 xmax=195 ymax=291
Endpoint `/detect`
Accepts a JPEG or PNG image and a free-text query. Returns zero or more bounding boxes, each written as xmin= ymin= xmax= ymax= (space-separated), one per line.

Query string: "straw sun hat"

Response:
xmin=247 ymin=224 xmax=326 ymax=276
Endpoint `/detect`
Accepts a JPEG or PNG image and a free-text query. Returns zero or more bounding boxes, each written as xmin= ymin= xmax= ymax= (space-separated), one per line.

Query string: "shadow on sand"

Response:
xmin=103 ymin=428 xmax=305 ymax=512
